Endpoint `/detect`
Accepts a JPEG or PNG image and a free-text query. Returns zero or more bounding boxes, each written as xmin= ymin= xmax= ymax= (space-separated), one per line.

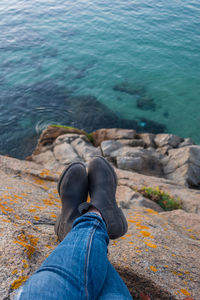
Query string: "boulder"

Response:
xmin=54 ymin=134 xmax=80 ymax=145
xmin=155 ymin=134 xmax=182 ymax=148
xmin=178 ymin=138 xmax=195 ymax=148
xmin=31 ymin=150 xmax=58 ymax=170
xmin=156 ymin=145 xmax=171 ymax=155
xmin=92 ymin=128 xmax=136 ymax=147
xmin=101 ymin=140 xmax=123 ymax=157
xmin=110 ymin=147 xmax=162 ymax=176
xmin=130 ymin=197 xmax=164 ymax=212
xmin=116 ymin=185 xmax=163 ymax=212
xmin=118 ymin=139 xmax=145 ymax=147
xmin=163 ymin=145 xmax=200 ymax=187
xmin=53 ymin=143 xmax=79 ymax=164
xmin=71 ymin=136 xmax=101 ymax=161
xmin=28 ymin=125 xmax=87 ymax=157
xmin=116 ymin=185 xmax=137 ymax=208
xmin=137 ymin=133 xmax=155 ymax=148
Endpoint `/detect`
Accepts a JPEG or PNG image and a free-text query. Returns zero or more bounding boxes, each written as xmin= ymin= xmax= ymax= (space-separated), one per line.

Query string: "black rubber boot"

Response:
xmin=55 ymin=162 xmax=88 ymax=241
xmin=79 ymin=156 xmax=128 ymax=239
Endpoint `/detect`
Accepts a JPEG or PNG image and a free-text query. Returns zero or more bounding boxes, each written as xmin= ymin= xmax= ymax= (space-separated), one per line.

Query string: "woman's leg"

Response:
xmin=18 ymin=213 xmax=109 ymax=300
xmin=98 ymin=262 xmax=132 ymax=300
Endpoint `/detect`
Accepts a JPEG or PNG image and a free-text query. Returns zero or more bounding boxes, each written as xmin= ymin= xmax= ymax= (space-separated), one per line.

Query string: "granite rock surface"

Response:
xmin=1 ymin=127 xmax=200 ymax=299
xmin=1 ymin=150 xmax=200 ymax=299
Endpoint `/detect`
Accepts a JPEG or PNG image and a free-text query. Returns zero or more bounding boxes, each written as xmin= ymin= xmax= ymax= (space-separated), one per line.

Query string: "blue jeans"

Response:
xmin=17 ymin=213 xmax=132 ymax=299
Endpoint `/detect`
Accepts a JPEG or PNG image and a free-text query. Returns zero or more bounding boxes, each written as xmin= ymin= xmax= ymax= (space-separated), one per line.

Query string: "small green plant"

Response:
xmin=138 ymin=186 xmax=182 ymax=211
xmin=87 ymin=133 xmax=94 ymax=143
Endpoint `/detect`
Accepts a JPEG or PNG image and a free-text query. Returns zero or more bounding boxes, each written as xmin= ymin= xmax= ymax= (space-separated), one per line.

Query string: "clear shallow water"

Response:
xmin=0 ymin=0 xmax=200 ymax=158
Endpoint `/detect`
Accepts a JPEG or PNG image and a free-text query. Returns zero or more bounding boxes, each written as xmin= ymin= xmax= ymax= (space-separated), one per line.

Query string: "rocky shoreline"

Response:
xmin=29 ymin=125 xmax=200 ymax=189
xmin=1 ymin=126 xmax=200 ymax=299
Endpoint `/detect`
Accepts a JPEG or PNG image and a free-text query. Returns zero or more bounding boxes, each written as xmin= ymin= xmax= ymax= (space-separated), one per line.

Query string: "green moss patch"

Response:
xmin=50 ymin=124 xmax=94 ymax=144
xmin=50 ymin=124 xmax=81 ymax=130
xmin=138 ymin=186 xmax=182 ymax=211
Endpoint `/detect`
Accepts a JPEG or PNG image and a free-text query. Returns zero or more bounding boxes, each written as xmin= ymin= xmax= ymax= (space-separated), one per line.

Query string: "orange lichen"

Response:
xmin=180 ymin=288 xmax=191 ymax=296
xmin=45 ymin=245 xmax=53 ymax=249
xmin=50 ymin=213 xmax=57 ymax=218
xmin=22 ymin=259 xmax=29 ymax=269
xmin=11 ymin=269 xmax=18 ymax=275
xmin=173 ymin=271 xmax=183 ymax=276
xmin=13 ymin=233 xmax=39 ymax=259
xmin=28 ymin=209 xmax=37 ymax=213
xmin=189 ymin=234 xmax=196 ymax=240
xmin=48 ymin=193 xmax=55 ymax=199
xmin=150 ymin=266 xmax=157 ymax=272
xmin=2 ymin=219 xmax=11 ymax=223
xmin=43 ymin=199 xmax=54 ymax=206
xmin=21 ymin=193 xmax=28 ymax=196
xmin=140 ymin=231 xmax=154 ymax=238
xmin=34 ymin=178 xmax=45 ymax=185
xmin=34 ymin=216 xmax=40 ymax=221
xmin=144 ymin=241 xmax=157 ymax=248
xmin=13 ymin=195 xmax=22 ymax=199
xmin=145 ymin=208 xmax=158 ymax=215
xmin=40 ymin=169 xmax=51 ymax=177
xmin=136 ymin=223 xmax=149 ymax=230
xmin=43 ymin=185 xmax=49 ymax=191
xmin=11 ymin=276 xmax=28 ymax=290
xmin=5 ymin=206 xmax=14 ymax=212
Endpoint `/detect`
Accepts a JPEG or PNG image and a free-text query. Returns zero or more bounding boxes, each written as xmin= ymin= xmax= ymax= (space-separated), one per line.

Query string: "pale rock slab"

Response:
xmin=138 ymin=133 xmax=155 ymax=148
xmin=92 ymin=128 xmax=136 ymax=146
xmin=31 ymin=151 xmax=58 ymax=169
xmin=178 ymin=137 xmax=195 ymax=148
xmin=118 ymin=139 xmax=145 ymax=147
xmin=155 ymin=134 xmax=182 ymax=148
xmin=54 ymin=134 xmax=80 ymax=145
xmin=54 ymin=143 xmax=79 ymax=164
xmin=71 ymin=136 xmax=101 ymax=161
xmin=163 ymin=145 xmax=200 ymax=187
xmin=101 ymin=140 xmax=123 ymax=157
xmin=111 ymin=147 xmax=162 ymax=176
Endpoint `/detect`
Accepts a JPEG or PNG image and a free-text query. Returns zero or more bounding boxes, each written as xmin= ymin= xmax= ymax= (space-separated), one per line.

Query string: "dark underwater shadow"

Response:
xmin=0 ymin=80 xmax=166 ymax=159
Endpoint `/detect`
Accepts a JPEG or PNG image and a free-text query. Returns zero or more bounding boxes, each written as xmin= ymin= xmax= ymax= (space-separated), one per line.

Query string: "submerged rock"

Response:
xmin=113 ymin=82 xmax=145 ymax=96
xmin=137 ymin=118 xmax=166 ymax=134
xmin=136 ymin=96 xmax=156 ymax=111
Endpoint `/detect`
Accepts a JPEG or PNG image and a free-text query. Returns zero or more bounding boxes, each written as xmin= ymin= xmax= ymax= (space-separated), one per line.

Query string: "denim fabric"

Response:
xmin=17 ymin=213 xmax=132 ymax=300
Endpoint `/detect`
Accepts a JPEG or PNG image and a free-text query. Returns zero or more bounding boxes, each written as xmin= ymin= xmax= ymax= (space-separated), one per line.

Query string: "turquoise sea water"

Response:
xmin=0 ymin=0 xmax=200 ymax=158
